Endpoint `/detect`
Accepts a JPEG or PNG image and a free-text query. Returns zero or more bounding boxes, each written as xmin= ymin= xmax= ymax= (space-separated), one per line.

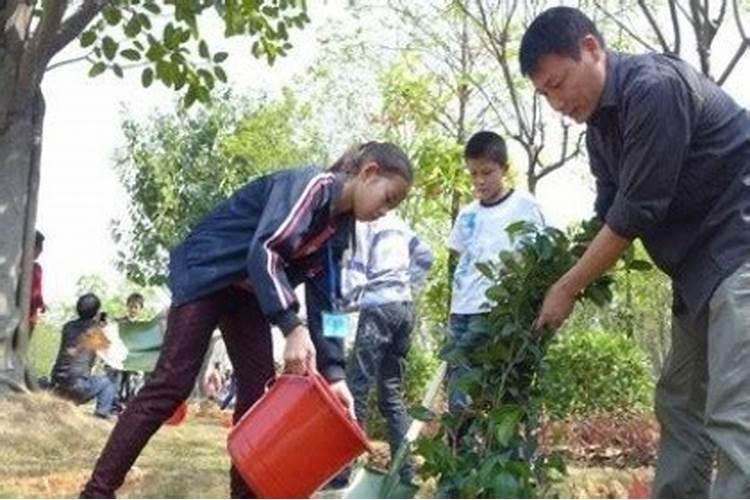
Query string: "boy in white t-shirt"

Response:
xmin=447 ymin=130 xmax=545 ymax=416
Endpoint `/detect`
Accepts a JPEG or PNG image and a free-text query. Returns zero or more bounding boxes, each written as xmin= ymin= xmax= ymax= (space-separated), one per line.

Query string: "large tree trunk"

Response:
xmin=0 ymin=89 xmax=44 ymax=392
xmin=0 ymin=1 xmax=47 ymax=391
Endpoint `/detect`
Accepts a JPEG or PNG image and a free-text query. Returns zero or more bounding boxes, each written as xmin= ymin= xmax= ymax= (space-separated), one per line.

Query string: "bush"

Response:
xmin=537 ymin=328 xmax=654 ymax=419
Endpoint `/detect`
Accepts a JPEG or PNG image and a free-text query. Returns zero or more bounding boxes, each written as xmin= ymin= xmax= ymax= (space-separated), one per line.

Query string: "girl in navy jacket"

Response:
xmin=82 ymin=142 xmax=414 ymax=498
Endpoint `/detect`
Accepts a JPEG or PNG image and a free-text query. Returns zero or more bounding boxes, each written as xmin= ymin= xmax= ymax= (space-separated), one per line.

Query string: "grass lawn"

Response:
xmin=0 ymin=393 xmax=231 ymax=498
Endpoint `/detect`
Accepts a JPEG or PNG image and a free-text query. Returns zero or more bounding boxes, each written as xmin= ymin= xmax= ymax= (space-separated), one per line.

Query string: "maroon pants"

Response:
xmin=81 ymin=287 xmax=274 ymax=498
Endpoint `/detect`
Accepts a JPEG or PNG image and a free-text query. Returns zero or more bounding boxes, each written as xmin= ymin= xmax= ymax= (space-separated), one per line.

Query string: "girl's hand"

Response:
xmin=329 ymin=380 xmax=356 ymax=420
xmin=283 ymin=326 xmax=316 ymax=375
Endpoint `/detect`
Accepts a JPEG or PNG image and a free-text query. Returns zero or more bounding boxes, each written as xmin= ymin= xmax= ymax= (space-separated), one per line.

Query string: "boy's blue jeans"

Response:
xmin=69 ymin=376 xmax=117 ymax=417
xmin=346 ymin=302 xmax=416 ymax=482
xmin=446 ymin=313 xmax=489 ymax=415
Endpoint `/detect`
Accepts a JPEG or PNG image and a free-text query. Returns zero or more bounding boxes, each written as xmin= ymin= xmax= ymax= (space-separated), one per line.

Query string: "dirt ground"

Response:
xmin=0 ymin=393 xmax=653 ymax=498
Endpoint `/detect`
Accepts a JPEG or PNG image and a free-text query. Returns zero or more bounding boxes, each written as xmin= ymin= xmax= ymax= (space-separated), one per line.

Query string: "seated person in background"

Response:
xmin=51 ymin=293 xmax=117 ymax=419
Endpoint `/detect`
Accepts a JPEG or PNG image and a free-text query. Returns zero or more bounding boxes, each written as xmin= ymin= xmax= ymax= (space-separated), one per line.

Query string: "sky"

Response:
xmin=38 ymin=6 xmax=331 ymax=306
xmin=36 ymin=2 xmax=750 ymax=307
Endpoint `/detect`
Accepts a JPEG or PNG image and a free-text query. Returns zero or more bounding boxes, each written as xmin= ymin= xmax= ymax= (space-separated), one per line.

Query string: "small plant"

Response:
xmin=414 ymin=218 xmax=630 ymax=497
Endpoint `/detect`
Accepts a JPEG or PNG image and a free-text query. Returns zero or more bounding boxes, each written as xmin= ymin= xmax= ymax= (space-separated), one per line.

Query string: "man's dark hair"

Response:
xmin=76 ymin=293 xmax=101 ymax=320
xmin=126 ymin=292 xmax=144 ymax=308
xmin=519 ymin=6 xmax=605 ymax=77
xmin=464 ymin=131 xmax=508 ymax=166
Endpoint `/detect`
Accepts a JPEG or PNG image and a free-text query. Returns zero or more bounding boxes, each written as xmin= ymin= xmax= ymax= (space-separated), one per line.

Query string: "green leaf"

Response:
xmin=196 ymin=85 xmax=211 ymax=103
xmin=112 ymin=64 xmax=124 ymax=78
xmin=103 ymin=6 xmax=122 ymax=25
xmin=493 ymin=472 xmax=521 ymax=497
xmin=490 ymin=405 xmax=523 ymax=446
xmin=409 ymin=405 xmax=436 ymax=422
xmin=121 ymin=49 xmax=141 ymax=61
xmin=627 ymin=259 xmax=653 ymax=271
xmin=155 ymin=60 xmax=172 ymax=85
xmin=143 ymin=1 xmax=161 ymax=14
xmin=262 ymin=6 xmax=279 ymax=17
xmin=80 ymin=31 xmax=97 ymax=48
xmin=197 ymin=69 xmax=215 ymax=89
xmin=277 ymin=21 xmax=288 ymax=39
xmin=213 ymin=51 xmax=228 ymax=63
xmin=213 ymin=66 xmax=227 ymax=83
xmin=475 ymin=261 xmax=494 ymax=280
xmin=178 ymin=28 xmax=191 ymax=44
xmin=198 ymin=40 xmax=210 ymax=58
xmin=172 ymin=66 xmax=186 ymax=89
xmin=141 ymin=67 xmax=154 ymax=87
xmin=163 ymin=23 xmax=176 ymax=48
xmin=184 ymin=86 xmax=197 ymax=108
xmin=89 ymin=62 xmax=107 ymax=77
xmin=138 ymin=13 xmax=152 ymax=30
xmin=102 ymin=36 xmax=118 ymax=60
xmin=124 ymin=16 xmax=141 ymax=37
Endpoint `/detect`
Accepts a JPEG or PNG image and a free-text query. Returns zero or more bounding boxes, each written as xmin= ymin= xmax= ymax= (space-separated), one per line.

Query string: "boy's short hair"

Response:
xmin=126 ymin=293 xmax=144 ymax=308
xmin=76 ymin=293 xmax=101 ymax=320
xmin=519 ymin=6 xmax=605 ymax=77
xmin=464 ymin=131 xmax=508 ymax=166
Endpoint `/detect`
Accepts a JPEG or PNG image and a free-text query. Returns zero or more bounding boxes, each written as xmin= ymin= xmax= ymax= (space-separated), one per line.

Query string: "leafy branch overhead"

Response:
xmin=77 ymin=0 xmax=310 ymax=106
xmin=414 ymin=218 xmax=651 ymax=497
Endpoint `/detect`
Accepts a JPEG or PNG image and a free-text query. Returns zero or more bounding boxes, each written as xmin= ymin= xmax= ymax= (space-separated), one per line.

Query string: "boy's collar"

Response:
xmin=479 ymin=188 xmax=514 ymax=207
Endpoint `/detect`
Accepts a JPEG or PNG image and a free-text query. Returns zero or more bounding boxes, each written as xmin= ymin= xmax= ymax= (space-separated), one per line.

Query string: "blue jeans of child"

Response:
xmin=348 ymin=302 xmax=415 ymax=482
xmin=446 ymin=313 xmax=488 ymax=415
xmin=70 ymin=376 xmax=117 ymax=417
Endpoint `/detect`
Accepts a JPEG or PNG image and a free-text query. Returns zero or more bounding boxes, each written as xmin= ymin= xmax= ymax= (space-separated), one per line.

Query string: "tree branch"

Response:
xmin=38 ymin=0 xmax=108 ymax=73
xmin=30 ymin=0 xmax=68 ymax=52
xmin=717 ymin=41 xmax=748 ymax=85
xmin=717 ymin=0 xmax=750 ymax=85
xmin=45 ymin=51 xmax=94 ymax=72
xmin=463 ymin=0 xmax=529 ymax=139
xmin=593 ymin=1 xmax=658 ymax=52
xmin=732 ymin=0 xmax=748 ymax=40
xmin=535 ymin=129 xmax=585 ymax=184
xmin=668 ymin=0 xmax=682 ymax=54
xmin=637 ymin=0 xmax=671 ymax=51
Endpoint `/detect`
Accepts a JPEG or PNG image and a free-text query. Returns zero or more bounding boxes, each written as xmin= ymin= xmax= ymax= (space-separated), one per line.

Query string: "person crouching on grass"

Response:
xmin=80 ymin=141 xmax=414 ymax=498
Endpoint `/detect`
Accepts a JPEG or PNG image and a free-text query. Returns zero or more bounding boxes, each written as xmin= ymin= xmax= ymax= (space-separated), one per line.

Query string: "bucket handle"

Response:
xmin=263 ymin=368 xmax=322 ymax=393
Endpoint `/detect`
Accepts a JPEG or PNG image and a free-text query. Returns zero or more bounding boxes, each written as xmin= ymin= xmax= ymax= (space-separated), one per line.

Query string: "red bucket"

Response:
xmin=227 ymin=372 xmax=370 ymax=498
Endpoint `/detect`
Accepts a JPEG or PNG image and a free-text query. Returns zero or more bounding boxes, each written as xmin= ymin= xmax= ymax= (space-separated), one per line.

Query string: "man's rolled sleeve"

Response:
xmin=604 ymin=75 xmax=694 ymax=237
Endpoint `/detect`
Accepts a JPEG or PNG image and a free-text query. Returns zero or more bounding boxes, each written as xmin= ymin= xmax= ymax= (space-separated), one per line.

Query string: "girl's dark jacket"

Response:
xmin=168 ymin=166 xmax=354 ymax=381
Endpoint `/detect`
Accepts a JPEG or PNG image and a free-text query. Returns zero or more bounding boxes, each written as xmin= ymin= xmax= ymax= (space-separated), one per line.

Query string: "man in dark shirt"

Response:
xmin=520 ymin=6 xmax=750 ymax=497
xmin=51 ymin=293 xmax=117 ymax=419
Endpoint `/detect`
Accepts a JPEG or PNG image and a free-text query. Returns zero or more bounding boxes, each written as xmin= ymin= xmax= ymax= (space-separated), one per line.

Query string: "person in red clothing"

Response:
xmin=29 ymin=230 xmax=45 ymax=336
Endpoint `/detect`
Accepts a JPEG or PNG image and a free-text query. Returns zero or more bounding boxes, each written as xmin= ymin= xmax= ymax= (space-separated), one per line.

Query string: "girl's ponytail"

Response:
xmin=329 ymin=142 xmax=413 ymax=183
